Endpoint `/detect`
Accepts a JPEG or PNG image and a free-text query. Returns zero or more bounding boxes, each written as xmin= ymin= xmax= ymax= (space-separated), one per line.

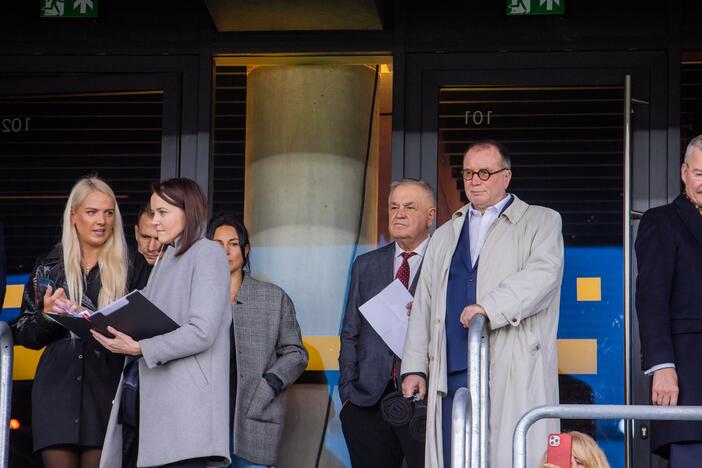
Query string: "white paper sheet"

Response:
xmin=358 ymin=278 xmax=413 ymax=359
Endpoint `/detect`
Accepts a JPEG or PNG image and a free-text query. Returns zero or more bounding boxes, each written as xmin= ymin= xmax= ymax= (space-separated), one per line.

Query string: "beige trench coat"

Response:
xmin=402 ymin=195 xmax=564 ymax=468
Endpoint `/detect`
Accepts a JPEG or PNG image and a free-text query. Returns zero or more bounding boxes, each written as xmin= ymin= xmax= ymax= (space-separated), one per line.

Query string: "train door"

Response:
xmin=398 ymin=51 xmax=666 ymax=468
xmin=0 ymin=72 xmax=181 ymax=465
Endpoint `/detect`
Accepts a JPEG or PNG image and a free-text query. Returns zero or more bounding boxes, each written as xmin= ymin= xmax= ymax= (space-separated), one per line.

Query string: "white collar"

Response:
xmin=394 ymin=236 xmax=430 ymax=258
xmin=468 ymin=194 xmax=512 ymax=219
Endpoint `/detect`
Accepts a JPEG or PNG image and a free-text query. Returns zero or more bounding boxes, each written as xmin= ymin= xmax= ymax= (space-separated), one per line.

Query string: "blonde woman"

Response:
xmin=12 ymin=177 xmax=128 ymax=468
xmin=543 ymin=431 xmax=610 ymax=468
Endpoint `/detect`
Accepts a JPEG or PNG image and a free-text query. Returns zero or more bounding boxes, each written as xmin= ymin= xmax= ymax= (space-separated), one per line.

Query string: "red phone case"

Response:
xmin=546 ymin=433 xmax=573 ymax=468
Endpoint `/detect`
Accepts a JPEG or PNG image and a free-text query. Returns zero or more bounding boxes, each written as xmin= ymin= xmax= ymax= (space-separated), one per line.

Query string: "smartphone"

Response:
xmin=547 ymin=433 xmax=573 ymax=468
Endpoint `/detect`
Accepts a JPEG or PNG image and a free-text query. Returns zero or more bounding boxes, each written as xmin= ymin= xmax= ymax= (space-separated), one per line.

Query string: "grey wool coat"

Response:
xmin=231 ymin=275 xmax=308 ymax=466
xmin=100 ymin=238 xmax=232 ymax=467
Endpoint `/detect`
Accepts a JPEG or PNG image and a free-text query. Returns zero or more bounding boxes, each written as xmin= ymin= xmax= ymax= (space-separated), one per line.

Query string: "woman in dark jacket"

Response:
xmin=12 ymin=176 xmax=129 ymax=468
xmin=207 ymin=214 xmax=308 ymax=468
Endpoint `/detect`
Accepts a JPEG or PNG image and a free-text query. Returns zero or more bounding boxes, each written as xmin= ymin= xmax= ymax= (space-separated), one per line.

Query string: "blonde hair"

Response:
xmin=542 ymin=431 xmax=610 ymax=468
xmin=61 ymin=177 xmax=127 ymax=309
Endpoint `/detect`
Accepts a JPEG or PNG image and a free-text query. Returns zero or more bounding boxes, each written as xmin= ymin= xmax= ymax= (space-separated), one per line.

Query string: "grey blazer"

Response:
xmin=231 ymin=275 xmax=308 ymax=466
xmin=100 ymin=238 xmax=232 ymax=467
xmin=338 ymin=242 xmax=421 ymax=407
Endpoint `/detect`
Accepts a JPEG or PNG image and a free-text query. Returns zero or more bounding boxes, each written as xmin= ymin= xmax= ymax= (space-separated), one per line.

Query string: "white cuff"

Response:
xmin=644 ymin=363 xmax=675 ymax=375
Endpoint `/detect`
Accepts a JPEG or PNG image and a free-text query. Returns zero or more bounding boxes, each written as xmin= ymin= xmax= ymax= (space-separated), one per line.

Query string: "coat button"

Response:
xmin=156 ymin=361 xmax=163 ymax=366
xmin=74 ymin=418 xmax=79 ymax=423
xmin=76 ymin=376 xmax=81 ymax=381
xmin=78 ymin=354 xmax=83 ymax=359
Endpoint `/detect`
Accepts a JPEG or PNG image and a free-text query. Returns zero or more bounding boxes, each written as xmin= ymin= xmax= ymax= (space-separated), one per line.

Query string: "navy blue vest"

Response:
xmin=445 ymin=197 xmax=513 ymax=373
xmin=445 ymin=214 xmax=478 ymax=373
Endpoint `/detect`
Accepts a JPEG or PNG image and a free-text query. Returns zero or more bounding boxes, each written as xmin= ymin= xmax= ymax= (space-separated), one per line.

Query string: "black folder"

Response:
xmin=48 ymin=290 xmax=178 ymax=342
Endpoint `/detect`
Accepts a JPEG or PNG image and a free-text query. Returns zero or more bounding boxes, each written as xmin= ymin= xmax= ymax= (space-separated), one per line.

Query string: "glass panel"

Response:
xmin=438 ymin=84 xmax=625 ymax=466
xmin=681 ymin=61 xmax=702 ymax=161
xmin=0 ymin=90 xmax=162 ymax=277
xmin=211 ymin=62 xmax=393 ymax=466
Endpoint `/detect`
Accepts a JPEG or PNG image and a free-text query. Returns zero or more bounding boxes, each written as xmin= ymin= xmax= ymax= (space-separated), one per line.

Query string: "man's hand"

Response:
xmin=652 ymin=367 xmax=679 ymax=406
xmin=402 ymin=374 xmax=427 ymax=399
xmin=459 ymin=304 xmax=487 ymax=328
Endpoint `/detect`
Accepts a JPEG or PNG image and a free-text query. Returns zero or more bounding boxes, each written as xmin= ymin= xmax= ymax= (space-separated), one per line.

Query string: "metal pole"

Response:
xmin=478 ymin=317 xmax=489 ymax=468
xmin=452 ymin=388 xmax=471 ymax=468
xmin=0 ymin=322 xmax=13 ymax=468
xmin=467 ymin=314 xmax=487 ymax=468
xmin=623 ymin=74 xmax=633 ymax=468
xmin=513 ymin=404 xmax=702 ymax=468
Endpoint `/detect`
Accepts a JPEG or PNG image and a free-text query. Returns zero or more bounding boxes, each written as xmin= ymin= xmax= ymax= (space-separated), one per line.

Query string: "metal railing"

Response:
xmin=513 ymin=404 xmax=702 ymax=468
xmin=0 ymin=322 xmax=13 ymax=468
xmin=452 ymin=314 xmax=489 ymax=468
xmin=451 ymin=388 xmax=471 ymax=468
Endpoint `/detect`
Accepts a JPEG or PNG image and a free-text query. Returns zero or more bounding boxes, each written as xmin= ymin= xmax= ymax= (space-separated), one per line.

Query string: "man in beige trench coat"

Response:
xmin=402 ymin=140 xmax=564 ymax=468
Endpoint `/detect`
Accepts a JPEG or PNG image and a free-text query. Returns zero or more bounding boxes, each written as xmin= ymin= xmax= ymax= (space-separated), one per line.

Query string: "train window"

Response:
xmin=0 ymin=90 xmax=163 ymax=274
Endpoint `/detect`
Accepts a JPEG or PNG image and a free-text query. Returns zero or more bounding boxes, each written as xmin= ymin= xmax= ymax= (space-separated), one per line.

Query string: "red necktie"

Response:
xmin=391 ymin=251 xmax=416 ymax=383
xmin=395 ymin=251 xmax=417 ymax=288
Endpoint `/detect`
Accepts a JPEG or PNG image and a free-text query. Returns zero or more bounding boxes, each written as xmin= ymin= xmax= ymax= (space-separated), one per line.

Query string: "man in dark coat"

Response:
xmin=339 ymin=179 xmax=435 ymax=468
xmin=635 ymin=133 xmax=702 ymax=466
xmin=128 ymin=204 xmax=162 ymax=290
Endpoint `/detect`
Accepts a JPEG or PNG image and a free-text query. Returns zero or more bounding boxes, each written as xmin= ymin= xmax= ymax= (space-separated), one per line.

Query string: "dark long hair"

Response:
xmin=206 ymin=213 xmax=250 ymax=271
xmin=151 ymin=178 xmax=207 ymax=256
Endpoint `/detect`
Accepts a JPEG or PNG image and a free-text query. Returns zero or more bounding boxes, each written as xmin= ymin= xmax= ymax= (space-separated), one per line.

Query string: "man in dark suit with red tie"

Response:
xmin=636 ymin=134 xmax=702 ymax=466
xmin=339 ymin=179 xmax=436 ymax=468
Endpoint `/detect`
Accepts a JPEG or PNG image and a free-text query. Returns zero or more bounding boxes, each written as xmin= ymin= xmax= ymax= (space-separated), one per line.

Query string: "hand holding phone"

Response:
xmin=546 ymin=433 xmax=573 ymax=468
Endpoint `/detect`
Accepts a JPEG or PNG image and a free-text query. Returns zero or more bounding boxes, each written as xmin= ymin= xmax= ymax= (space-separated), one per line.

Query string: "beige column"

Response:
xmin=244 ymin=65 xmax=379 ymax=467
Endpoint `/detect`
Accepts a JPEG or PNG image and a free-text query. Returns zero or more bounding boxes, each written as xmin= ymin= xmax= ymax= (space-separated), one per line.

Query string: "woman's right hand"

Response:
xmin=42 ymin=285 xmax=71 ymax=314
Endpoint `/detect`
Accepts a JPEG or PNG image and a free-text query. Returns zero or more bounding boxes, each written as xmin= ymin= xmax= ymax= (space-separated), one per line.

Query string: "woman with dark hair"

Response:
xmin=92 ymin=178 xmax=231 ymax=468
xmin=12 ymin=176 xmax=128 ymax=468
xmin=207 ymin=214 xmax=307 ymax=468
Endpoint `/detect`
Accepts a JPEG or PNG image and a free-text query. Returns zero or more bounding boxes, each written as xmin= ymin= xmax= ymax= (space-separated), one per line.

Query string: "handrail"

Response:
xmin=513 ymin=404 xmax=702 ymax=468
xmin=451 ymin=313 xmax=489 ymax=468
xmin=467 ymin=314 xmax=489 ymax=468
xmin=0 ymin=322 xmax=13 ymax=468
xmin=451 ymin=388 xmax=471 ymax=468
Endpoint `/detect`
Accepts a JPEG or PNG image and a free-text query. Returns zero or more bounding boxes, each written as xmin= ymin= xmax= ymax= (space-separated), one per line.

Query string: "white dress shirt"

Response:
xmin=393 ymin=237 xmax=430 ymax=288
xmin=468 ymin=194 xmax=512 ymax=267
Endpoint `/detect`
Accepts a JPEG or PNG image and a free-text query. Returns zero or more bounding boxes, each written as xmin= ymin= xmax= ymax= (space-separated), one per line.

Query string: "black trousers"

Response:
xmin=340 ymin=383 xmax=424 ymax=468
xmin=668 ymin=443 xmax=702 ymax=468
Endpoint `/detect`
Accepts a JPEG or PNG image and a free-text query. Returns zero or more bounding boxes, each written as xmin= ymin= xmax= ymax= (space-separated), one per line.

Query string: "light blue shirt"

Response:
xmin=468 ymin=194 xmax=512 ymax=268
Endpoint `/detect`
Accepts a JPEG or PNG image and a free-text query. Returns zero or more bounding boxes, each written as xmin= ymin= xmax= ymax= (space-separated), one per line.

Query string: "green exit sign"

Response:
xmin=40 ymin=0 xmax=98 ymax=18
xmin=507 ymin=0 xmax=564 ymax=15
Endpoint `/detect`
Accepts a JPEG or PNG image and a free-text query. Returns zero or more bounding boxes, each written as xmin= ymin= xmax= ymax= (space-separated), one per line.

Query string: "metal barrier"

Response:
xmin=513 ymin=404 xmax=702 ymax=468
xmin=451 ymin=388 xmax=471 ymax=468
xmin=452 ymin=314 xmax=489 ymax=468
xmin=0 ymin=322 xmax=13 ymax=468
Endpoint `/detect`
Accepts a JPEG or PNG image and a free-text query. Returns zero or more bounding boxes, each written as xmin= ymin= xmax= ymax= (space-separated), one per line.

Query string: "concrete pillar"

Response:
xmin=244 ymin=65 xmax=379 ymax=467
xmin=244 ymin=64 xmax=378 ymax=335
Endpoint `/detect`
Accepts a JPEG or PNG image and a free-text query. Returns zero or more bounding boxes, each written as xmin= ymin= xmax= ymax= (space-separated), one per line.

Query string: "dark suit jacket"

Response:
xmin=635 ymin=195 xmax=702 ymax=453
xmin=339 ymin=242 xmax=422 ymax=407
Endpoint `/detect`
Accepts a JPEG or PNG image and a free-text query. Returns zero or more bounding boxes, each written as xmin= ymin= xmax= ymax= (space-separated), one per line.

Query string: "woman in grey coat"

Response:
xmin=92 ymin=178 xmax=232 ymax=467
xmin=207 ymin=214 xmax=308 ymax=468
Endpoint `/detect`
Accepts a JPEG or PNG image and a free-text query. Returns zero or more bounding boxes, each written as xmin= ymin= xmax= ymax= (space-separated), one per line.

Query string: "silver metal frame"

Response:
xmin=623 ymin=74 xmax=633 ymax=468
xmin=452 ymin=388 xmax=471 ymax=468
xmin=452 ymin=314 xmax=489 ymax=468
xmin=513 ymin=404 xmax=702 ymax=468
xmin=0 ymin=322 xmax=14 ymax=468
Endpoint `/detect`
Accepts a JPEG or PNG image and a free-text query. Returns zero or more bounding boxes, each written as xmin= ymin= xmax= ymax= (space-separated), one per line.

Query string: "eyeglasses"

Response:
xmin=461 ymin=167 xmax=509 ymax=181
